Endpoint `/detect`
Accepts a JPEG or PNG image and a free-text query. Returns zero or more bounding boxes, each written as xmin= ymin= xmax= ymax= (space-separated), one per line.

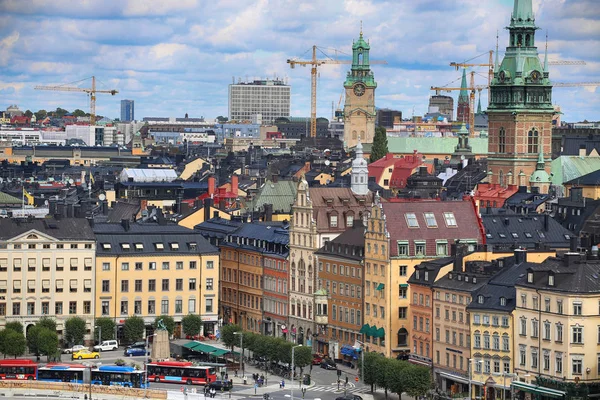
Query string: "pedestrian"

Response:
xmin=235 ymin=369 xmax=238 ymax=377
xmin=281 ymin=379 xmax=285 ymax=389
xmin=225 ymin=373 xmax=229 ymax=381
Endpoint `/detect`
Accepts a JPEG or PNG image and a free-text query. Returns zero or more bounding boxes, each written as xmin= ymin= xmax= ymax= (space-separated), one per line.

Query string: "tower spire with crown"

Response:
xmin=351 ymin=136 xmax=369 ymax=195
xmin=457 ymin=68 xmax=470 ymax=124
xmin=543 ymin=32 xmax=549 ymax=73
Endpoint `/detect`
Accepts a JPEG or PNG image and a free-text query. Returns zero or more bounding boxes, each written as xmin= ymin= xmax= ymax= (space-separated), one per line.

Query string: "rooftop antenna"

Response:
xmin=494 ymin=30 xmax=499 ymax=71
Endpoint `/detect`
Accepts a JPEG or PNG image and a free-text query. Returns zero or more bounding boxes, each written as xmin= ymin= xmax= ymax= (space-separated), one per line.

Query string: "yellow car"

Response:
xmin=72 ymin=349 xmax=100 ymax=360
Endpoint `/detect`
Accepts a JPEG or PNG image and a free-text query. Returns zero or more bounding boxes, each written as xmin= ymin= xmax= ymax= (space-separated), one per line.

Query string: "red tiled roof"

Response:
xmin=382 ymin=198 xmax=484 ymax=257
xmin=474 ymin=184 xmax=519 ymax=208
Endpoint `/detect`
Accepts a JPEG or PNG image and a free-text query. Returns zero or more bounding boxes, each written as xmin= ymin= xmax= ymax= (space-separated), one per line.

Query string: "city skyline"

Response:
xmin=0 ymin=0 xmax=598 ymax=122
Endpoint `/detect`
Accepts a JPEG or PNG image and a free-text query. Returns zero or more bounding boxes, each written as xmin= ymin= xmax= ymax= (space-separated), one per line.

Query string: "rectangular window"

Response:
xmin=397 ymin=242 xmax=409 ymax=256
xmin=120 ymin=301 xmax=128 ymax=315
xmin=436 ymin=241 xmax=448 ymax=256
xmin=398 ymin=307 xmax=407 ymax=319
xmin=162 ymin=262 xmax=170 ymax=270
xmin=415 ymin=241 xmax=426 ymax=256
xmin=121 ymin=280 xmax=129 ymax=293
xmin=189 ymin=279 xmax=197 ymax=290
xmin=573 ymin=302 xmax=582 ymax=315
xmin=188 ymin=299 xmax=196 ymax=313
xmin=206 ymin=298 xmax=213 ymax=313
xmin=329 ymin=215 xmax=338 ymax=227
xmin=135 ymin=262 xmax=143 ymax=270
xmin=557 ymin=300 xmax=563 ymax=314
xmin=84 ymin=301 xmax=91 ymax=314
xmin=101 ymin=301 xmax=109 ymax=316
xmin=399 ymin=287 xmax=407 ymax=298
xmin=175 ymin=300 xmax=183 ymax=313
xmin=572 ymin=326 xmax=583 ymax=344
xmin=572 ymin=359 xmax=582 ymax=375
xmin=176 ymin=279 xmax=183 ymax=291
xmin=102 ymin=280 xmax=110 ymax=293
xmin=148 ymin=279 xmax=156 ymax=292
xmin=424 ymin=212 xmax=437 ymax=227
xmin=102 ymin=262 xmax=110 ymax=271
xmin=27 ymin=302 xmax=35 ymax=315
xmin=206 ymin=278 xmax=214 ymax=290
xmin=162 ymin=279 xmax=169 ymax=291
xmin=148 ymin=300 xmax=155 ymax=314
xmin=443 ymin=212 xmax=457 ymax=227
xmin=121 ymin=262 xmax=129 ymax=271
xmin=556 ymin=324 xmax=563 ymax=342
xmin=531 ymin=348 xmax=539 ymax=369
xmin=149 ymin=262 xmax=156 ymax=270
xmin=405 ymin=213 xmax=419 ymax=228
xmin=41 ymin=302 xmax=49 ymax=315
xmin=134 ymin=300 xmax=141 ymax=315
xmin=399 ymin=265 xmax=407 ymax=276
xmin=206 ymin=261 xmax=214 ymax=269
xmin=556 ymin=353 xmax=563 ymax=373
xmin=161 ymin=300 xmax=169 ymax=314
xmin=135 ymin=280 xmax=142 ymax=292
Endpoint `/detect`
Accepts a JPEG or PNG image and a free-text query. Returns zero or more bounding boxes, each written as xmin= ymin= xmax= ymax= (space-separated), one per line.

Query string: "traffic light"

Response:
xmin=337 ymin=369 xmax=342 ymax=377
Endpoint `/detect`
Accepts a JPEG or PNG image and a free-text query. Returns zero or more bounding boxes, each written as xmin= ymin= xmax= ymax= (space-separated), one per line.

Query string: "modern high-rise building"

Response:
xmin=228 ymin=79 xmax=290 ymax=123
xmin=120 ymin=100 xmax=135 ymax=122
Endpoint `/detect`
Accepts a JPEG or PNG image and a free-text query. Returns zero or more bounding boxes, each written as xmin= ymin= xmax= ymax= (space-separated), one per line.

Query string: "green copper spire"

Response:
xmin=512 ymin=0 xmax=535 ymax=27
xmin=458 ymin=68 xmax=468 ymax=103
xmin=344 ymin=29 xmax=376 ymax=88
xmin=529 ymin=150 xmax=550 ymax=183
xmin=543 ymin=32 xmax=549 ymax=73
xmin=477 ymin=94 xmax=482 ymax=114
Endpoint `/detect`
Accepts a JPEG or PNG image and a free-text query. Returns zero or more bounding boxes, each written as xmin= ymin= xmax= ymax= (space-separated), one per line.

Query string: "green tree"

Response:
xmin=24 ymin=110 xmax=33 ymax=118
xmin=38 ymin=328 xmax=60 ymax=361
xmin=64 ymin=317 xmax=87 ymax=346
xmin=220 ymin=324 xmax=242 ymax=349
xmin=370 ymin=126 xmax=389 ymax=163
xmin=154 ymin=316 xmax=175 ymax=335
xmin=181 ymin=314 xmax=203 ymax=338
xmin=72 ymin=109 xmax=86 ymax=117
xmin=27 ymin=325 xmax=43 ymax=356
xmin=5 ymin=321 xmax=23 ymax=334
xmin=358 ymin=351 xmax=381 ymax=392
xmin=54 ymin=107 xmax=69 ymax=117
xmin=242 ymin=331 xmax=256 ymax=353
xmin=38 ymin=316 xmax=57 ymax=332
xmin=0 ymin=329 xmax=9 ymax=358
xmin=34 ymin=109 xmax=47 ymax=120
xmin=387 ymin=359 xmax=408 ymax=400
xmin=4 ymin=330 xmax=26 ymax=358
xmin=94 ymin=317 xmax=116 ymax=341
xmin=277 ymin=341 xmax=293 ymax=365
xmin=124 ymin=316 xmax=146 ymax=343
xmin=216 ymin=116 xmax=228 ymax=123
xmin=293 ymin=346 xmax=313 ymax=375
xmin=403 ymin=364 xmax=432 ymax=398
xmin=375 ymin=357 xmax=391 ymax=398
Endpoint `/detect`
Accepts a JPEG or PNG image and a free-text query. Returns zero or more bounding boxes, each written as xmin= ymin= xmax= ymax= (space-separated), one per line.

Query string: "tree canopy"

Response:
xmin=181 ymin=314 xmax=203 ymax=338
xmin=220 ymin=324 xmax=242 ymax=349
xmin=155 ymin=316 xmax=176 ymax=335
xmin=94 ymin=317 xmax=116 ymax=341
xmin=124 ymin=316 xmax=145 ymax=343
xmin=370 ymin=126 xmax=389 ymax=163
xmin=1 ymin=329 xmax=26 ymax=358
xmin=5 ymin=321 xmax=23 ymax=334
xmin=64 ymin=317 xmax=87 ymax=346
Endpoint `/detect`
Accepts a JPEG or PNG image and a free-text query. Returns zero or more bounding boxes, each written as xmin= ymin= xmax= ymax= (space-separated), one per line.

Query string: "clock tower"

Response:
xmin=487 ymin=0 xmax=553 ymax=191
xmin=343 ymin=30 xmax=377 ymax=149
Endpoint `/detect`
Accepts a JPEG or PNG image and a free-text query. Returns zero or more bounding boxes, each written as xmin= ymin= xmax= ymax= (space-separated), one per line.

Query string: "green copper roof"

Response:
xmin=550 ymin=156 xmax=600 ymax=186
xmin=0 ymin=191 xmax=21 ymax=205
xmin=459 ymin=69 xmax=468 ymax=103
xmin=511 ymin=0 xmax=536 ymax=29
xmin=387 ymin=137 xmax=488 ymax=155
xmin=243 ymin=179 xmax=297 ymax=214
xmin=344 ymin=30 xmax=376 ymax=87
xmin=529 ymin=151 xmax=550 ymax=183
xmin=352 ymin=32 xmax=370 ymax=51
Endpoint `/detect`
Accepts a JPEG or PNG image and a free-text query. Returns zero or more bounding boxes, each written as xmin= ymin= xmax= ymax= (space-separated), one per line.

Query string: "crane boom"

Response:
xmin=287 ymin=46 xmax=386 ymax=138
xmin=34 ymin=76 xmax=118 ymax=125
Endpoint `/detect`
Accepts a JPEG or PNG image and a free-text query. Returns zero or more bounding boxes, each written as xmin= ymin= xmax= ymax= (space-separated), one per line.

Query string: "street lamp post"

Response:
xmin=234 ymin=332 xmax=244 ymax=377
xmin=355 ymin=340 xmax=365 ymax=384
xmin=469 ymin=359 xmax=483 ymax=400
xmin=291 ymin=344 xmax=303 ymax=400
xmin=144 ymin=333 xmax=157 ymax=391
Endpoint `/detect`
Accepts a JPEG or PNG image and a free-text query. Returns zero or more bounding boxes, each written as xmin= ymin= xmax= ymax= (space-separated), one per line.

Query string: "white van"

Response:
xmin=93 ymin=340 xmax=119 ymax=351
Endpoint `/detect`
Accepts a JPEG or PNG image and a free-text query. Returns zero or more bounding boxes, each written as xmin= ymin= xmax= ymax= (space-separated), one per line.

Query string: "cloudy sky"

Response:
xmin=0 ymin=0 xmax=598 ymax=122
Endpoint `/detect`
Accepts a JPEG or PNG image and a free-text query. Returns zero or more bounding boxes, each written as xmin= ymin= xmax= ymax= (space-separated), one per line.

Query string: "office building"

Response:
xmin=120 ymin=100 xmax=135 ymax=122
xmin=228 ymin=79 xmax=291 ymax=123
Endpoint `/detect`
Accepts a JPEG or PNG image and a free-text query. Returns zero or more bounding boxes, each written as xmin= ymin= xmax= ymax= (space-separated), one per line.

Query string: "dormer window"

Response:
xmin=465 ymin=276 xmax=469 ymax=282
xmin=424 ymin=271 xmax=429 ymax=281
xmin=170 ymin=243 xmax=179 ymax=250
xmin=458 ymin=274 xmax=462 ymax=281
xmin=548 ymin=274 xmax=555 ymax=286
xmin=135 ymin=243 xmax=144 ymax=251
xmin=527 ymin=272 xmax=534 ymax=283
xmin=500 ymin=297 xmax=506 ymax=306
xmin=416 ymin=270 xmax=420 ymax=279
xmin=499 ymin=260 xmax=504 ymax=268
xmin=155 ymin=243 xmax=164 ymax=250
xmin=121 ymin=243 xmax=130 ymax=250
xmin=473 ymin=277 xmax=477 ymax=284
xmin=478 ymin=295 xmax=484 ymax=304
xmin=448 ymin=273 xmax=453 ymax=280
xmin=102 ymin=243 xmax=111 ymax=250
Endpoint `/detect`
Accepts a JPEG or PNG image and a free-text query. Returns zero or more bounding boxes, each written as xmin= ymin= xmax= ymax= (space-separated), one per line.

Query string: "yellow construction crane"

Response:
xmin=34 ymin=76 xmax=118 ymax=125
xmin=449 ymin=51 xmax=586 ymax=103
xmin=287 ymin=46 xmax=386 ymax=138
xmin=431 ymin=71 xmax=486 ymax=136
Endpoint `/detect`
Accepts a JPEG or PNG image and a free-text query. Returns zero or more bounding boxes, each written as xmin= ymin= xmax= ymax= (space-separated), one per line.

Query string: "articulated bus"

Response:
xmin=0 ymin=359 xmax=37 ymax=380
xmin=37 ymin=364 xmax=147 ymax=388
xmin=147 ymin=361 xmax=217 ymax=385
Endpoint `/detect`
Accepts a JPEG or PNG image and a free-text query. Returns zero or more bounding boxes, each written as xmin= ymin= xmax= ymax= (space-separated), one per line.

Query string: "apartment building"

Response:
xmin=94 ymin=216 xmax=219 ymax=338
xmin=363 ymin=197 xmax=484 ymax=357
xmin=314 ymin=223 xmax=365 ymax=361
xmin=0 ymin=218 xmax=96 ymax=341
xmin=228 ymin=79 xmax=290 ymax=123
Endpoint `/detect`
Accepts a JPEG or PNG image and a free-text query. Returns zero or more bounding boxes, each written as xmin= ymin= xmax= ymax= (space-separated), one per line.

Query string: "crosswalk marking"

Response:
xmin=308 ymin=386 xmax=369 ymax=394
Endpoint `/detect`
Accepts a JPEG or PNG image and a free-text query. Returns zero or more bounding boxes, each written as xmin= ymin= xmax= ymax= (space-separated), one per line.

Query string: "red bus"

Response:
xmin=0 ymin=359 xmax=38 ymax=380
xmin=146 ymin=361 xmax=217 ymax=385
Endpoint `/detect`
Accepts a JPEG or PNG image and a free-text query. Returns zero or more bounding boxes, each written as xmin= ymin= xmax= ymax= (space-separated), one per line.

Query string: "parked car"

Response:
xmin=93 ymin=340 xmax=118 ymax=352
xmin=63 ymin=345 xmax=87 ymax=354
xmin=312 ymin=354 xmax=323 ymax=365
xmin=336 ymin=396 xmax=363 ymax=400
xmin=208 ymin=380 xmax=233 ymax=391
xmin=72 ymin=349 xmax=100 ymax=360
xmin=124 ymin=347 xmax=149 ymax=357
xmin=320 ymin=359 xmax=337 ymax=370
xmin=126 ymin=341 xmax=146 ymax=350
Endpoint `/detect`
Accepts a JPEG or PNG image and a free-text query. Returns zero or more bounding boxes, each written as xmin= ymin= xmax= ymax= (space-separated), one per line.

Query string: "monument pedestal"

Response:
xmin=151 ymin=330 xmax=170 ymax=361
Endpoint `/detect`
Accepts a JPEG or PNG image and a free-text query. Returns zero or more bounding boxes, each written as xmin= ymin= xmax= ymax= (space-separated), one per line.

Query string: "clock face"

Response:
xmin=499 ymin=70 xmax=506 ymax=83
xmin=531 ymin=70 xmax=540 ymax=82
xmin=353 ymin=83 xmax=366 ymax=97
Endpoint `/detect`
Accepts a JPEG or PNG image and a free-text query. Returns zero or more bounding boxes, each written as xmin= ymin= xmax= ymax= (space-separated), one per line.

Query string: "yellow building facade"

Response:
xmin=94 ymin=220 xmax=219 ymax=337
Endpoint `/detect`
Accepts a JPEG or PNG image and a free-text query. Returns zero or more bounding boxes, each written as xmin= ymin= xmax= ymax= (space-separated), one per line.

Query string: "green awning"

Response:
xmin=183 ymin=341 xmax=201 ymax=350
xmin=359 ymin=324 xmax=370 ymax=334
xmin=399 ymin=284 xmax=409 ymax=288
xmin=511 ymin=382 xmax=566 ymax=398
xmin=368 ymin=325 xmax=378 ymax=337
xmin=376 ymin=283 xmax=385 ymax=291
xmin=375 ymin=327 xmax=385 ymax=338
xmin=210 ymin=348 xmax=230 ymax=357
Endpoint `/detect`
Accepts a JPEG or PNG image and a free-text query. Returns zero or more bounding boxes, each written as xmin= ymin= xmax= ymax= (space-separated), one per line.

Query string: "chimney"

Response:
xmin=504 ymin=218 xmax=509 ymax=226
xmin=213 ymin=210 xmax=219 ymax=219
xmin=49 ymin=198 xmax=57 ymax=216
xmin=564 ymin=252 xmax=580 ymax=267
xmin=102 ymin=200 xmax=109 ymax=215
xmin=74 ymin=204 xmax=82 ymax=218
xmin=121 ymin=218 xmax=130 ymax=231
xmin=452 ymin=243 xmax=465 ymax=272
xmin=514 ymin=248 xmax=527 ymax=264
xmin=264 ymin=203 xmax=273 ymax=222
xmin=569 ymin=236 xmax=579 ymax=252
xmin=219 ymin=199 xmax=226 ymax=211
xmin=87 ymin=217 xmax=94 ymax=228
xmin=208 ymin=176 xmax=216 ymax=197
xmin=66 ymin=203 xmax=75 ymax=218
xmin=204 ymin=198 xmax=213 ymax=221
xmin=419 ymin=166 xmax=428 ymax=176
xmin=486 ymin=206 xmax=491 ymax=214
xmin=231 ymin=174 xmax=239 ymax=196
xmin=156 ymin=209 xmax=167 ymax=226
xmin=543 ymin=214 xmax=549 ymax=231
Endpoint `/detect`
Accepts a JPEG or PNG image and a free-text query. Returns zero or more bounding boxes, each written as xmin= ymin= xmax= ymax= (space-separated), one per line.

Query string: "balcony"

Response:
xmin=315 ymin=314 xmax=328 ymax=325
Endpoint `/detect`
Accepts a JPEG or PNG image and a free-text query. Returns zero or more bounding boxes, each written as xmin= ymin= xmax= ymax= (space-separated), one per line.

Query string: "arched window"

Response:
xmin=397 ymin=328 xmax=408 ymax=347
xmin=358 ymin=51 xmax=363 ymax=65
xmin=352 ymin=130 xmax=357 ymax=140
xmin=528 ymin=128 xmax=539 ymax=153
xmin=498 ymin=127 xmax=506 ymax=153
xmin=525 ymin=34 xmax=531 ymax=47
xmin=517 ymin=34 xmax=523 ymax=46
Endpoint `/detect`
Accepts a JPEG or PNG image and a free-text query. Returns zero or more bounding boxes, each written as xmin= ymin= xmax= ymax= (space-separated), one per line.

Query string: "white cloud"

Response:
xmin=0 ymin=31 xmax=19 ymax=66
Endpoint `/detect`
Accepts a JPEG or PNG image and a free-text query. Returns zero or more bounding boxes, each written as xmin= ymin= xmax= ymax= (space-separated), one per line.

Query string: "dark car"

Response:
xmin=124 ymin=347 xmax=149 ymax=357
xmin=320 ymin=360 xmax=337 ymax=370
xmin=208 ymin=380 xmax=233 ymax=391
xmin=336 ymin=396 xmax=363 ymax=400
xmin=127 ymin=341 xmax=146 ymax=349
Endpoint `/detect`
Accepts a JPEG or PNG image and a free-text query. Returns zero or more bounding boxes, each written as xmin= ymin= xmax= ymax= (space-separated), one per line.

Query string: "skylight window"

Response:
xmin=511 ymin=233 xmax=519 ymax=238
xmin=154 ymin=243 xmax=164 ymax=250
xmin=486 ymin=233 xmax=493 ymax=239
xmin=499 ymin=233 xmax=506 ymax=238
xmin=135 ymin=243 xmax=144 ymax=250
xmin=564 ymin=234 xmax=571 ymax=240
xmin=170 ymin=242 xmax=179 ymax=250
xmin=424 ymin=212 xmax=437 ymax=228
xmin=405 ymin=213 xmax=419 ymax=228
xmin=102 ymin=243 xmax=111 ymax=249
xmin=121 ymin=243 xmax=130 ymax=250
xmin=443 ymin=212 xmax=457 ymax=227
xmin=524 ymin=233 xmax=533 ymax=238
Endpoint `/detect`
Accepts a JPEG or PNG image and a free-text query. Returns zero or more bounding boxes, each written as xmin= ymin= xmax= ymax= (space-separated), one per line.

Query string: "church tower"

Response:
xmin=456 ymin=69 xmax=470 ymax=123
xmin=343 ymin=29 xmax=377 ymax=149
xmin=487 ymin=0 xmax=553 ymax=191
xmin=351 ymin=138 xmax=369 ymax=195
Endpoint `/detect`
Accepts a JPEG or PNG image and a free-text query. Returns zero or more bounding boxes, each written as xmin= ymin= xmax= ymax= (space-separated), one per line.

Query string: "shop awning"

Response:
xmin=511 ymin=381 xmax=566 ymax=398
xmin=368 ymin=325 xmax=378 ymax=337
xmin=375 ymin=327 xmax=385 ymax=338
xmin=399 ymin=284 xmax=408 ymax=288
xmin=210 ymin=348 xmax=230 ymax=357
xmin=359 ymin=324 xmax=370 ymax=334
xmin=376 ymin=283 xmax=385 ymax=291
xmin=184 ymin=341 xmax=230 ymax=357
